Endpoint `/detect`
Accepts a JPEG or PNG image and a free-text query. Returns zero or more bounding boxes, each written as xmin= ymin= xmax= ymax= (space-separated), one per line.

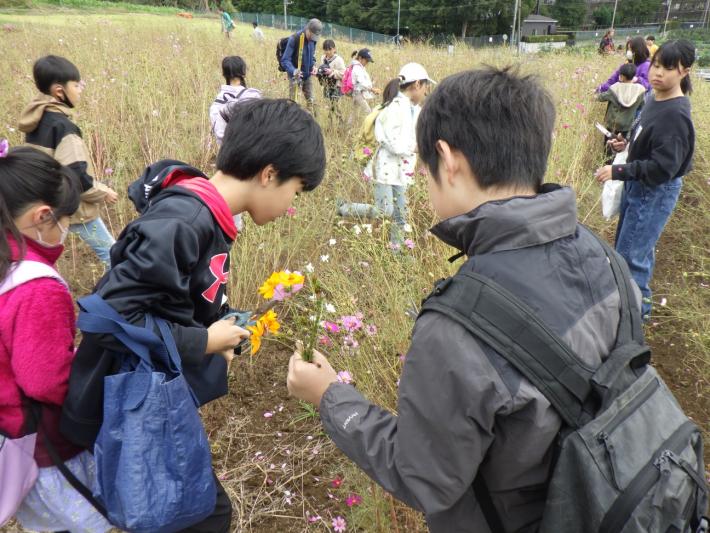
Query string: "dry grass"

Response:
xmin=0 ymin=9 xmax=708 ymax=532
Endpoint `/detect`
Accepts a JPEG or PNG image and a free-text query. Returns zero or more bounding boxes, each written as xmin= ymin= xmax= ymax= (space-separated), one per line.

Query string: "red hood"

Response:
xmin=161 ymin=170 xmax=238 ymax=241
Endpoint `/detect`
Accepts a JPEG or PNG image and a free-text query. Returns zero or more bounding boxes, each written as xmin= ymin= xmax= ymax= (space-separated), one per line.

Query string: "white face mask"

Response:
xmin=626 ymin=50 xmax=634 ymax=61
xmin=36 ymin=217 xmax=69 ymax=247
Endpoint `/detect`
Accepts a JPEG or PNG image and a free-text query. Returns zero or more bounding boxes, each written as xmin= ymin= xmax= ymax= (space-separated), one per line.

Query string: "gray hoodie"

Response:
xmin=319 ymin=185 xmax=625 ymax=532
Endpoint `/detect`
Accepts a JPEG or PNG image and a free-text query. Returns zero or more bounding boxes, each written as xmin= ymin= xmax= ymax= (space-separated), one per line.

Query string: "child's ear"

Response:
xmin=258 ymin=164 xmax=277 ymax=187
xmin=435 ymin=140 xmax=457 ymax=184
xmin=49 ymin=83 xmax=65 ymax=101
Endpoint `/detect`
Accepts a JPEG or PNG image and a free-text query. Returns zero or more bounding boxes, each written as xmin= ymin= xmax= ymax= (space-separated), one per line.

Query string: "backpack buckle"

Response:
xmin=421 ymin=277 xmax=453 ymax=307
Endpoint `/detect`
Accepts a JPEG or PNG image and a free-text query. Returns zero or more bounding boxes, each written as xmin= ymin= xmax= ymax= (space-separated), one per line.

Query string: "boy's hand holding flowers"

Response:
xmin=287 ymin=341 xmax=337 ymax=406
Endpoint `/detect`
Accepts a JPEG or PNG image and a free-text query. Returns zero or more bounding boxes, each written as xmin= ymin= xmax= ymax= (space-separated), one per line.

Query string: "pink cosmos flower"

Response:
xmin=365 ymin=324 xmax=377 ymax=336
xmin=319 ymin=335 xmax=332 ymax=346
xmin=263 ymin=411 xmax=273 ymax=418
xmin=286 ymin=206 xmax=297 ymax=217
xmin=340 ymin=315 xmax=363 ymax=332
xmin=307 ymin=514 xmax=322 ymax=523
xmin=343 ymin=335 xmax=359 ymax=349
xmin=331 ymin=476 xmax=343 ymax=488
xmin=337 ymin=371 xmax=353 ymax=384
xmin=362 ymin=146 xmax=373 ymax=156
xmin=389 ymin=242 xmax=401 ymax=251
xmin=104 ymin=167 xmax=114 ymax=176
xmin=562 ymin=123 xmax=570 ymax=129
xmin=361 ymin=173 xmax=371 ymax=183
xmin=323 ymin=321 xmax=340 ymax=333
xmin=575 ymin=103 xmax=585 ymax=113
xmin=345 ymin=493 xmax=363 ymax=507
xmin=332 ymin=516 xmax=347 ymax=532
xmin=404 ymin=239 xmax=415 ymax=249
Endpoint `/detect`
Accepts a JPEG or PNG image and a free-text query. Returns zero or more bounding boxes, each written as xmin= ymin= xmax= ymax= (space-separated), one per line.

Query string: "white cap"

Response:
xmin=398 ymin=63 xmax=437 ymax=85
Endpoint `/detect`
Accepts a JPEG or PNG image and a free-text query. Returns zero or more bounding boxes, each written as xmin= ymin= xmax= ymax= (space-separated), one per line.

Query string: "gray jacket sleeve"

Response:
xmin=319 ymin=311 xmax=512 ymax=517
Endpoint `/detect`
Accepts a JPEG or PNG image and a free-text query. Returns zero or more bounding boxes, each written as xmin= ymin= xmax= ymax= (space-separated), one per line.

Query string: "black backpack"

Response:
xmin=276 ymin=33 xmax=300 ymax=72
xmin=420 ymin=230 xmax=708 ymax=533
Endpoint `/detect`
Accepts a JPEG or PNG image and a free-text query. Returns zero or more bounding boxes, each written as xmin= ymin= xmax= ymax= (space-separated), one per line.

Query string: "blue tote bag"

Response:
xmin=77 ymin=294 xmax=216 ymax=533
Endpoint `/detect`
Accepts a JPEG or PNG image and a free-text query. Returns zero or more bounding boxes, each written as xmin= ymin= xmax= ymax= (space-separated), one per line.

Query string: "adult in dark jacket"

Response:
xmin=281 ymin=18 xmax=322 ymax=114
xmin=287 ymin=67 xmax=630 ymax=532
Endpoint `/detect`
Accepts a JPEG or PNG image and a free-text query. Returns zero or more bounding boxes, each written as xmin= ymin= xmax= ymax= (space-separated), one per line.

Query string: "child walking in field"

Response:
xmin=0 ymin=146 xmax=111 ymax=533
xmin=209 ymin=56 xmax=262 ymax=232
xmin=595 ymin=40 xmax=696 ymax=320
xmin=19 ymin=55 xmax=118 ymax=270
xmin=61 ymin=100 xmax=326 ymax=532
xmin=219 ymin=7 xmax=234 ymax=38
xmin=317 ymin=39 xmax=347 ymax=122
xmin=339 ymin=63 xmax=434 ymax=248
xmin=348 ymin=48 xmax=378 ymax=119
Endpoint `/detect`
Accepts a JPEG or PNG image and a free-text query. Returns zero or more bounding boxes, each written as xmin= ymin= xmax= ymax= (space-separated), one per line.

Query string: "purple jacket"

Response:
xmin=597 ymin=60 xmax=651 ymax=93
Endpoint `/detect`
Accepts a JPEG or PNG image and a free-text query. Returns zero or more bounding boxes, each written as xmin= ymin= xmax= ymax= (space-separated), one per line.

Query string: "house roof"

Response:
xmin=523 ymin=14 xmax=558 ymax=23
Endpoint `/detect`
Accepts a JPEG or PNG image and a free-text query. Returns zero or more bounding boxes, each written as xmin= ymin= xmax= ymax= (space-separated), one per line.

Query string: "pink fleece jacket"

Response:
xmin=0 ymin=234 xmax=82 ymax=466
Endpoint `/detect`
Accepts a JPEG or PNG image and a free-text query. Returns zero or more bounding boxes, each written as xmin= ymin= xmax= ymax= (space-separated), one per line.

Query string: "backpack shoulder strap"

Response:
xmin=0 ymin=260 xmax=66 ymax=296
xmin=420 ymin=271 xmax=593 ymax=428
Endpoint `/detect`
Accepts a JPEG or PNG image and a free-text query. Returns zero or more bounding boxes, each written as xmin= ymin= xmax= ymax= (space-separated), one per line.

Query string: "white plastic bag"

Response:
xmin=601 ymin=149 xmax=628 ymax=220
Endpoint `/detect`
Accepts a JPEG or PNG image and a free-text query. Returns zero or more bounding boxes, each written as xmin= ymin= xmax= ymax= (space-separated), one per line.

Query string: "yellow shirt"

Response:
xmin=648 ymin=43 xmax=659 ymax=57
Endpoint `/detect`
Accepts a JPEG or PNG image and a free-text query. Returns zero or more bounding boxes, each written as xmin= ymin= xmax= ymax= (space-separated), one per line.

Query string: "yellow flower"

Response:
xmin=247 ymin=320 xmax=265 ymax=355
xmin=260 ymin=310 xmax=281 ymax=334
xmin=246 ymin=311 xmax=280 ymax=355
xmin=257 ymin=271 xmax=305 ymax=300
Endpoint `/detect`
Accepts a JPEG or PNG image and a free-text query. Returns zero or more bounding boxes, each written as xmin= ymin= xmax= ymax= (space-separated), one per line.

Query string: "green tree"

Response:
xmin=617 ymin=0 xmax=663 ymax=25
xmin=550 ymin=0 xmax=587 ymax=27
xmin=592 ymin=5 xmax=613 ymax=27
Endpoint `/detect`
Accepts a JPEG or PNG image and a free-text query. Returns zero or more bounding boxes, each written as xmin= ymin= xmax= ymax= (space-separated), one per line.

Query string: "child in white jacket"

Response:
xmin=339 ymin=63 xmax=434 ymax=248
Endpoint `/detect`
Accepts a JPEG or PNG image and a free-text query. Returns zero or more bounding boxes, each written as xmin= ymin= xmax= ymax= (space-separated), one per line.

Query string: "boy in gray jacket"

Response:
xmin=287 ymin=67 xmax=625 ymax=532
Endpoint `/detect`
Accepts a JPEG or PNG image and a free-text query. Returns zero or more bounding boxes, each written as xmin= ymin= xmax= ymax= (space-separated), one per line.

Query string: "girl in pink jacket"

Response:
xmin=0 ymin=145 xmax=111 ymax=532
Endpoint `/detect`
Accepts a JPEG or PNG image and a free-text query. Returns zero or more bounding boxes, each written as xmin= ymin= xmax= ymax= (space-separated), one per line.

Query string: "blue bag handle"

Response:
xmin=77 ymin=294 xmax=199 ymax=407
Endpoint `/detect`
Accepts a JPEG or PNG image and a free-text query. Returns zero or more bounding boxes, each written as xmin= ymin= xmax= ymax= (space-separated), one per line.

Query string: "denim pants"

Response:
xmin=614 ymin=177 xmax=682 ymax=318
xmin=339 ymin=183 xmax=408 ymax=245
xmin=69 ymin=216 xmax=115 ymax=269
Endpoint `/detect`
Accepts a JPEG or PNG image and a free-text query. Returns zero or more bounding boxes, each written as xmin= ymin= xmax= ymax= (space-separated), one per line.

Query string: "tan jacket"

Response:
xmin=18 ymin=94 xmax=111 ymax=224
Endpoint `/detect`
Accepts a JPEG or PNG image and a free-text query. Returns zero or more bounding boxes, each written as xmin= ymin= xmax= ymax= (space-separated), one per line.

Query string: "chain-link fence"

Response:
xmin=235 ymin=12 xmax=396 ymax=45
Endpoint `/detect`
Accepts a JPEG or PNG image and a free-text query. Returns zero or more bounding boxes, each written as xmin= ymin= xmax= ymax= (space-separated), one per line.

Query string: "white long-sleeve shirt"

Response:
xmin=209 ymin=85 xmax=262 ymax=146
xmin=373 ymin=92 xmax=420 ymax=186
xmin=351 ymin=61 xmax=374 ymax=100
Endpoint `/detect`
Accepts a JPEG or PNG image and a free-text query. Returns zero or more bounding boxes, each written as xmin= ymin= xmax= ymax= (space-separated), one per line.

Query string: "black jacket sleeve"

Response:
xmin=612 ymin=121 xmax=692 ymax=186
xmin=96 ymin=217 xmax=208 ymax=366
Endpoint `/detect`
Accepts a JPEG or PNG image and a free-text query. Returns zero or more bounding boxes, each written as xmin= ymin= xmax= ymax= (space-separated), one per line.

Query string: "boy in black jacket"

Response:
xmin=62 ymin=99 xmax=325 ymax=531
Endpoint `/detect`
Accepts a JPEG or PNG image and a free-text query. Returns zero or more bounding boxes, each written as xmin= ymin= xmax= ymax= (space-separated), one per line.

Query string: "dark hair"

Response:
xmin=323 ymin=39 xmax=336 ymax=51
xmin=218 ymin=99 xmax=325 ymax=191
xmin=351 ymin=50 xmax=358 ymax=58
xmin=222 ymin=56 xmax=247 ymax=85
xmin=417 ymin=66 xmax=555 ymax=191
xmin=619 ymin=63 xmax=637 ymax=80
xmin=33 ymin=55 xmax=81 ymax=95
xmin=629 ymin=36 xmax=650 ymax=65
xmin=652 ymin=39 xmax=696 ymax=95
xmin=0 ymin=147 xmax=81 ymax=281
xmin=646 ymin=35 xmax=655 ymax=41
xmin=252 ymin=21 xmax=258 ymax=27
xmin=382 ymin=78 xmax=401 ymax=105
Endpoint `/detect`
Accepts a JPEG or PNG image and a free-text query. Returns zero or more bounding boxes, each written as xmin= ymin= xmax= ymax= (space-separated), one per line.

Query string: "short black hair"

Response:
xmin=619 ymin=63 xmax=637 ymax=80
xmin=33 ymin=55 xmax=81 ymax=95
xmin=646 ymin=35 xmax=656 ymax=41
xmin=417 ymin=66 xmax=555 ymax=191
xmin=323 ymin=39 xmax=336 ymax=51
xmin=222 ymin=56 xmax=246 ymax=84
xmin=218 ymin=99 xmax=325 ymax=191
xmin=252 ymin=21 xmax=258 ymax=27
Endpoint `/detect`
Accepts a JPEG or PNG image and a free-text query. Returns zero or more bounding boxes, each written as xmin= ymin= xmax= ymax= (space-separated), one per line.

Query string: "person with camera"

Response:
xmin=317 ymin=39 xmax=346 ymax=123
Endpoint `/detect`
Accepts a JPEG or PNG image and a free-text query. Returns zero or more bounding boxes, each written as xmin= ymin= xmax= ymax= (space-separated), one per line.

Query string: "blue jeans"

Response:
xmin=69 ymin=217 xmax=115 ymax=269
xmin=614 ymin=178 xmax=682 ymax=318
xmin=339 ymin=183 xmax=408 ymax=245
